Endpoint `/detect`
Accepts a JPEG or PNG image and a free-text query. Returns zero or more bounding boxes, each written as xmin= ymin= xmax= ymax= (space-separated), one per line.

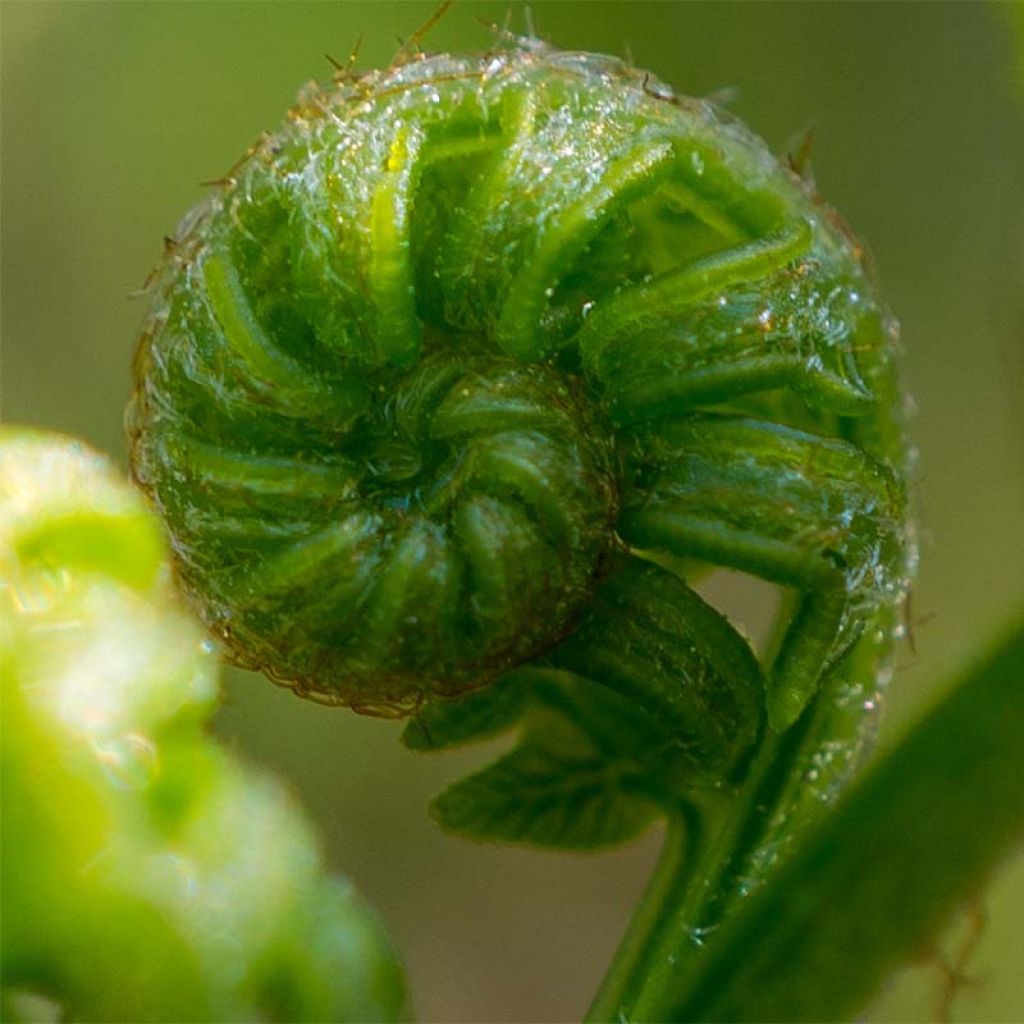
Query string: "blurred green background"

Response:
xmin=4 ymin=2 xmax=1023 ymax=1020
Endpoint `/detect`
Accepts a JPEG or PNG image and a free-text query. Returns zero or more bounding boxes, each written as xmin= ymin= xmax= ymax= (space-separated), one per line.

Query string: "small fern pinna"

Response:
xmin=129 ymin=30 xmax=913 ymax=1022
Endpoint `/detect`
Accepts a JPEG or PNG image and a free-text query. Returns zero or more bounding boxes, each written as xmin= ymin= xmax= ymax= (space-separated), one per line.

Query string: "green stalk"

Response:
xmin=587 ymin=731 xmax=787 ymax=1023
xmin=585 ymin=810 xmax=695 ymax=1022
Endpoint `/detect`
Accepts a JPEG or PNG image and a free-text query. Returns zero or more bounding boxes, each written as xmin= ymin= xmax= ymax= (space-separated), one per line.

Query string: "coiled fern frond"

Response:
xmin=129 ymin=40 xmax=909 ymax=732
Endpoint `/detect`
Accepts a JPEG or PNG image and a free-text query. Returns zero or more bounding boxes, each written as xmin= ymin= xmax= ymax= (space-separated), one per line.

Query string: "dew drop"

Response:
xmin=685 ymin=923 xmax=718 ymax=947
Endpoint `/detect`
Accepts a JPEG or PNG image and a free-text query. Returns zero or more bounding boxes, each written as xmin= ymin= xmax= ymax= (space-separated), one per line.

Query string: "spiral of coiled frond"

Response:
xmin=129 ymin=42 xmax=909 ymax=740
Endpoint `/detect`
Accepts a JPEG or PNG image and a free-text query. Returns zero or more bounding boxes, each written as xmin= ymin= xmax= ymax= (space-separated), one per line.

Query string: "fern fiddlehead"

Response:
xmin=128 ymin=36 xmax=912 ymax=1022
xmin=1 ymin=429 xmax=405 ymax=1022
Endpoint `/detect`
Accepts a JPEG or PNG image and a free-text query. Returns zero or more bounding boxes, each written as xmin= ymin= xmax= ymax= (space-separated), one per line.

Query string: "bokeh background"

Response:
xmin=4 ymin=2 xmax=1023 ymax=1020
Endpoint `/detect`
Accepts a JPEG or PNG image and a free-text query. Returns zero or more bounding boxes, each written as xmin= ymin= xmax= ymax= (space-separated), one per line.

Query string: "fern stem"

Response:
xmin=624 ymin=734 xmax=788 ymax=1021
xmin=585 ymin=750 xmax=777 ymax=1022
xmin=585 ymin=809 xmax=695 ymax=1022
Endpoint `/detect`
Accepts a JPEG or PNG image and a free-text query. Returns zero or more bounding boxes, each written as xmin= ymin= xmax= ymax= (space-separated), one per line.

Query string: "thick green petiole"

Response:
xmin=585 ymin=811 xmax=697 ymax=1022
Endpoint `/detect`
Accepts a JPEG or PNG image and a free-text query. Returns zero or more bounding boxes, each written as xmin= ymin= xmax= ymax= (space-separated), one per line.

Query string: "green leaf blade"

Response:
xmin=431 ymin=735 xmax=659 ymax=851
